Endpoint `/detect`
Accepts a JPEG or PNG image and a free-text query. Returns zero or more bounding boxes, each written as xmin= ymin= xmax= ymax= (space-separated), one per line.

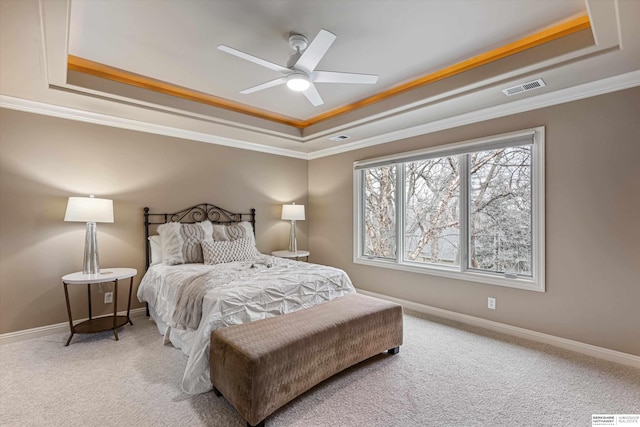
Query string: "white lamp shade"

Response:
xmin=64 ymin=197 xmax=114 ymax=223
xmin=281 ymin=204 xmax=305 ymax=221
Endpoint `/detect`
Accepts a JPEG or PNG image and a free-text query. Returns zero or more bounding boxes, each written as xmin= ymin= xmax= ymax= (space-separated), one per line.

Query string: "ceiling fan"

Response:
xmin=217 ymin=29 xmax=378 ymax=107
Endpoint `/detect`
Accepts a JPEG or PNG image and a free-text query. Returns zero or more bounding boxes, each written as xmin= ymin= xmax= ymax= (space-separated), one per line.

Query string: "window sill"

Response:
xmin=354 ymin=257 xmax=544 ymax=292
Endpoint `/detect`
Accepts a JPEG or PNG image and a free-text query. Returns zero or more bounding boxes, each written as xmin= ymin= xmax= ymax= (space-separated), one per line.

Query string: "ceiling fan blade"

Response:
xmin=302 ymin=83 xmax=324 ymax=106
xmin=240 ymin=77 xmax=287 ymax=94
xmin=313 ymin=71 xmax=378 ymax=85
xmin=294 ymin=29 xmax=336 ymax=73
xmin=218 ymin=45 xmax=289 ymax=73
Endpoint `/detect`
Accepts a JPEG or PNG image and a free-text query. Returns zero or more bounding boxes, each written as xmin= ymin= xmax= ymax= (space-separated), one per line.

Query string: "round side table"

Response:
xmin=62 ymin=268 xmax=137 ymax=346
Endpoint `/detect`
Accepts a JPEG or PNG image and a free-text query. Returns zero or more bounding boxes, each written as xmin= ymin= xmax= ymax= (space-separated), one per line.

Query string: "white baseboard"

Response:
xmin=0 ymin=307 xmax=147 ymax=345
xmin=357 ymin=289 xmax=640 ymax=369
xmin=4 ymin=295 xmax=639 ymax=370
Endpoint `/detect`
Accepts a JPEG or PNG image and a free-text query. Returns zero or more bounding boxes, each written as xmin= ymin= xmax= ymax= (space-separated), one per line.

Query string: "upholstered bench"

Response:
xmin=210 ymin=293 xmax=403 ymax=427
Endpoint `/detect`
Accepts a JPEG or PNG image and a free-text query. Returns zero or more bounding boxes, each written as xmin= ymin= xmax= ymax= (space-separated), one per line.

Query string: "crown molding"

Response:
xmin=0 ymin=95 xmax=309 ymax=160
xmin=307 ymin=69 xmax=640 ymax=159
xmin=2 ymin=70 xmax=638 ymax=161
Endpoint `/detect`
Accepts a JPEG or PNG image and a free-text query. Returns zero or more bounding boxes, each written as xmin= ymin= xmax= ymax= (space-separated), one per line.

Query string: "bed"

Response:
xmin=137 ymin=203 xmax=356 ymax=394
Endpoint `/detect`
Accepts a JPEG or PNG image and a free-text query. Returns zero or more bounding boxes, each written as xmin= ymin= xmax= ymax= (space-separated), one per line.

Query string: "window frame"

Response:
xmin=353 ymin=127 xmax=545 ymax=292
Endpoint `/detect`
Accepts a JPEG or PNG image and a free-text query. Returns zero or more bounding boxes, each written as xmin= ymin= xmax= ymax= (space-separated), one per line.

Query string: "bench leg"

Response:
xmin=388 ymin=346 xmax=400 ymax=355
xmin=212 ymin=386 xmax=221 ymax=397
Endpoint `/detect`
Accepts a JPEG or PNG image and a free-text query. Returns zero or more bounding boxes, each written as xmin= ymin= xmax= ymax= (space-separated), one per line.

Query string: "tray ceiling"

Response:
xmin=1 ymin=0 xmax=638 ymax=157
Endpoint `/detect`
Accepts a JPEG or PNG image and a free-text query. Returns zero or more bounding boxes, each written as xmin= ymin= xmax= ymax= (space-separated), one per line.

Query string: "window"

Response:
xmin=354 ymin=128 xmax=545 ymax=291
xmin=363 ymin=165 xmax=397 ymax=259
xmin=405 ymin=156 xmax=460 ymax=267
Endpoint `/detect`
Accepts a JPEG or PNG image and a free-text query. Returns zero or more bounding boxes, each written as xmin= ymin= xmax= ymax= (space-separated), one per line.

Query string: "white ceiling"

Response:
xmin=68 ymin=0 xmax=586 ymax=120
xmin=1 ymin=0 xmax=639 ymax=158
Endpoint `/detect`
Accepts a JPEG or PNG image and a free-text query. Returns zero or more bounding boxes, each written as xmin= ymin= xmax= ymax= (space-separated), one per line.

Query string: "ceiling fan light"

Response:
xmin=286 ymin=73 xmax=310 ymax=91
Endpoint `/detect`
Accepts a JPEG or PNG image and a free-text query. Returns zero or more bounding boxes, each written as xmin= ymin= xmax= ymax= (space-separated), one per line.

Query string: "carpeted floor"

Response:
xmin=1 ymin=311 xmax=638 ymax=427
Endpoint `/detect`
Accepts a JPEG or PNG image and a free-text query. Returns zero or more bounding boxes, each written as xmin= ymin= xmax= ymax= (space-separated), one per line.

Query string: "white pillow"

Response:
xmin=201 ymin=237 xmax=260 ymax=265
xmin=158 ymin=222 xmax=183 ymax=265
xmin=148 ymin=235 xmax=162 ymax=265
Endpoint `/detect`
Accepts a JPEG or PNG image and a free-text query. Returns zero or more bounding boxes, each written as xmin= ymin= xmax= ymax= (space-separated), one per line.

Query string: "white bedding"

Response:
xmin=137 ymin=254 xmax=356 ymax=394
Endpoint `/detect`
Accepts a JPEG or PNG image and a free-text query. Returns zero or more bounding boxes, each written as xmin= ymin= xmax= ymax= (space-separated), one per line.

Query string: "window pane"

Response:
xmin=363 ymin=166 xmax=396 ymax=259
xmin=404 ymin=157 xmax=460 ymax=266
xmin=469 ymin=146 xmax=532 ymax=276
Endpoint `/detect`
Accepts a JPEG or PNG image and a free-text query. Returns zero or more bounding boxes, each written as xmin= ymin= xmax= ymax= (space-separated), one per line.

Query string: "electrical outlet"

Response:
xmin=104 ymin=292 xmax=113 ymax=304
xmin=488 ymin=297 xmax=496 ymax=310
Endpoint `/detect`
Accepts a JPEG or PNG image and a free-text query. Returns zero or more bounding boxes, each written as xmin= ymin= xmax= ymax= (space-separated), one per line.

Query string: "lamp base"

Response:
xmin=288 ymin=220 xmax=297 ymax=253
xmin=83 ymin=221 xmax=100 ymax=275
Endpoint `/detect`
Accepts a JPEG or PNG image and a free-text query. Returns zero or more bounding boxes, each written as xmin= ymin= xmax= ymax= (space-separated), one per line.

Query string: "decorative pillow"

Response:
xmin=157 ymin=220 xmax=213 ymax=265
xmin=212 ymin=221 xmax=254 ymax=243
xmin=148 ymin=235 xmax=163 ymax=265
xmin=201 ymin=237 xmax=260 ymax=265
xmin=181 ymin=220 xmax=213 ymax=263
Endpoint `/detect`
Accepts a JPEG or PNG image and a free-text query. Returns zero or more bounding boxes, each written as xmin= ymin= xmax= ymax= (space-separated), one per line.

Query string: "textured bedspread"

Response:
xmin=137 ymin=255 xmax=356 ymax=394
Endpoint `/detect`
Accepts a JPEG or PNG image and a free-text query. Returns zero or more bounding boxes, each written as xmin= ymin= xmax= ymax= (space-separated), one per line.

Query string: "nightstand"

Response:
xmin=271 ymin=250 xmax=310 ymax=261
xmin=62 ymin=268 xmax=137 ymax=346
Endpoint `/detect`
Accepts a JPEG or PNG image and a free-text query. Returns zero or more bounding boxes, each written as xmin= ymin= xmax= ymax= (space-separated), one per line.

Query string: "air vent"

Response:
xmin=502 ymin=78 xmax=546 ymax=96
xmin=329 ymin=134 xmax=351 ymax=142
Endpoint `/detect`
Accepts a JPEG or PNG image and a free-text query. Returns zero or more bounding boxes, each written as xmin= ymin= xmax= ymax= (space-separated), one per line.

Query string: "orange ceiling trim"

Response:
xmin=67 ymin=55 xmax=305 ymax=128
xmin=298 ymin=14 xmax=591 ymax=127
xmin=67 ymin=14 xmax=590 ymax=130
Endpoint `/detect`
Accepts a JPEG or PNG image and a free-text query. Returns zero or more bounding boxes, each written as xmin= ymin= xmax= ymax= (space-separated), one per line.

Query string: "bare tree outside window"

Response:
xmin=405 ymin=157 xmax=460 ymax=266
xmin=469 ymin=146 xmax=532 ymax=276
xmin=363 ymin=165 xmax=396 ymax=259
xmin=361 ymin=146 xmax=533 ymax=275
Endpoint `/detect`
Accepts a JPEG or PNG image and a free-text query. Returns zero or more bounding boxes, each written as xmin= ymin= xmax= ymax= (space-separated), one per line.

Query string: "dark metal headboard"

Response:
xmin=144 ymin=203 xmax=256 ymax=270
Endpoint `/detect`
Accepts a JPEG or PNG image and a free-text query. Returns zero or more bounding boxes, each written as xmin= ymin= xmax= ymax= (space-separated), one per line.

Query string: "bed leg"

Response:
xmin=145 ymin=302 xmax=149 ymax=317
xmin=213 ymin=386 xmax=221 ymax=397
xmin=388 ymin=346 xmax=400 ymax=355
xmin=249 ymin=421 xmax=265 ymax=427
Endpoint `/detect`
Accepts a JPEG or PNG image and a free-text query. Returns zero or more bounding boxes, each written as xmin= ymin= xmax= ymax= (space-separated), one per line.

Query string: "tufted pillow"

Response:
xmin=201 ymin=237 xmax=260 ymax=265
xmin=157 ymin=220 xmax=213 ymax=265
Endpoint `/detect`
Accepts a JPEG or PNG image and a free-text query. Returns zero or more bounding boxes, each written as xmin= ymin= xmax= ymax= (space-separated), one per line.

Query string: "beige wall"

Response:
xmin=0 ymin=109 xmax=308 ymax=334
xmin=2 ymin=88 xmax=639 ymax=356
xmin=309 ymin=87 xmax=640 ymax=356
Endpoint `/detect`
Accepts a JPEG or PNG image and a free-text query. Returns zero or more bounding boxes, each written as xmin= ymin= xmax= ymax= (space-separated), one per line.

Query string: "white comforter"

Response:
xmin=137 ymin=255 xmax=355 ymax=394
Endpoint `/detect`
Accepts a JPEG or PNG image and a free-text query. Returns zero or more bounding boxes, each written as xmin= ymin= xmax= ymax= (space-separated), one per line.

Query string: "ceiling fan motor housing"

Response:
xmin=288 ymin=34 xmax=308 ymax=52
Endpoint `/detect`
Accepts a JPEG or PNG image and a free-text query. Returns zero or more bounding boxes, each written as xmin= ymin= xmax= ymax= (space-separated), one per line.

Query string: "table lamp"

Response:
xmin=281 ymin=203 xmax=305 ymax=253
xmin=64 ymin=195 xmax=114 ymax=274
